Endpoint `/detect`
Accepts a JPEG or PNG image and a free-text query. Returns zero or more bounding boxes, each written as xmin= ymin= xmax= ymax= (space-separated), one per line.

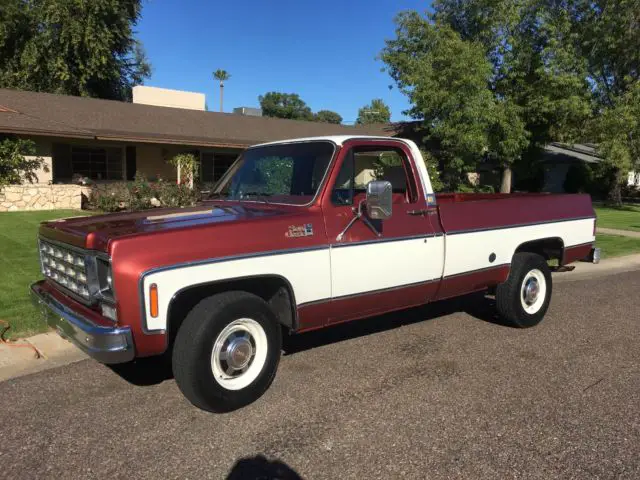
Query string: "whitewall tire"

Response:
xmin=172 ymin=291 xmax=282 ymax=412
xmin=496 ymin=253 xmax=552 ymax=328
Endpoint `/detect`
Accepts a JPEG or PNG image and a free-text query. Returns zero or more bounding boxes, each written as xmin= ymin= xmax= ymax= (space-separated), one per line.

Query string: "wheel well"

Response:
xmin=514 ymin=237 xmax=564 ymax=262
xmin=166 ymin=275 xmax=297 ymax=346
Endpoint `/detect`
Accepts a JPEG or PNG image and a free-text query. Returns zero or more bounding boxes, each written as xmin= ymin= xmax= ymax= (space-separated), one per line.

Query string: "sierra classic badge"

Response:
xmin=286 ymin=224 xmax=313 ymax=238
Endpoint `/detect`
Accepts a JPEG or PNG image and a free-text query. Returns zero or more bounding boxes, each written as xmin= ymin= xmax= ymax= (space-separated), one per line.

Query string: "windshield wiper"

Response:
xmin=240 ymin=192 xmax=272 ymax=204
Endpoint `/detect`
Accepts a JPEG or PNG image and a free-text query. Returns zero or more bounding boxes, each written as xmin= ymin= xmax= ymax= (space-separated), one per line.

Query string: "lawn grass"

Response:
xmin=0 ymin=210 xmax=90 ymax=339
xmin=594 ymin=203 xmax=640 ymax=232
xmin=596 ymin=233 xmax=640 ymax=258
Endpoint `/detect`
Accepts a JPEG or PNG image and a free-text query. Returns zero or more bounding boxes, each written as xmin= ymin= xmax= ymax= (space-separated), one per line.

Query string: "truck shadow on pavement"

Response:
xmin=108 ymin=292 xmax=504 ymax=387
xmin=226 ymin=454 xmax=303 ymax=480
xmin=282 ymin=291 xmax=505 ymax=355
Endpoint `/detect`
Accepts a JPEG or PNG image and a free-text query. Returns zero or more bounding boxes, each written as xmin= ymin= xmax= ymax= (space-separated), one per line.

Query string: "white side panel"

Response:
xmin=443 ymin=218 xmax=595 ymax=277
xmin=330 ymin=236 xmax=445 ymax=298
xmin=143 ymin=249 xmax=331 ymax=331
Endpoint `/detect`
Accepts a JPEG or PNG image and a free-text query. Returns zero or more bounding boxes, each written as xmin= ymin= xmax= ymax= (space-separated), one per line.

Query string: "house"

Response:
xmin=0 ymin=87 xmax=393 ymax=211
xmin=541 ymin=142 xmax=639 ymax=192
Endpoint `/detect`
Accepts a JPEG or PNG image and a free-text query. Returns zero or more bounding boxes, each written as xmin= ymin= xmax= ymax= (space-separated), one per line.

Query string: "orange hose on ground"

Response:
xmin=0 ymin=319 xmax=41 ymax=358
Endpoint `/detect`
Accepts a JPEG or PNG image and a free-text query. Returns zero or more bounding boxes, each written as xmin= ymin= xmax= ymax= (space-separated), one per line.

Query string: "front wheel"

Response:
xmin=172 ymin=291 xmax=282 ymax=412
xmin=496 ymin=252 xmax=552 ymax=328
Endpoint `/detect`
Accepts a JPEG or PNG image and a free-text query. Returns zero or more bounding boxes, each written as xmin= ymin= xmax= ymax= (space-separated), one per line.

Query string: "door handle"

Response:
xmin=407 ymin=208 xmax=437 ymax=216
xmin=408 ymin=209 xmax=436 ymax=216
xmin=407 ymin=209 xmax=427 ymax=216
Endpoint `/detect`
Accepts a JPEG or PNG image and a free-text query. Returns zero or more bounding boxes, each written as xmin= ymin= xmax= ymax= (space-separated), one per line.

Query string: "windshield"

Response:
xmin=212 ymin=141 xmax=335 ymax=205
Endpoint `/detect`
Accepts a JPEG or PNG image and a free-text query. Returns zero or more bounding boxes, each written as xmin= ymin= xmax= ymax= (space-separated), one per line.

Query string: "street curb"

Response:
xmin=2 ymin=254 xmax=640 ymax=383
xmin=553 ymin=253 xmax=640 ymax=283
xmin=0 ymin=332 xmax=86 ymax=382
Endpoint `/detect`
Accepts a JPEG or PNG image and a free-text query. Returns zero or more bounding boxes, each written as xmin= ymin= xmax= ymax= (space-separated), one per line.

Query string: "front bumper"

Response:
xmin=31 ymin=281 xmax=134 ymax=364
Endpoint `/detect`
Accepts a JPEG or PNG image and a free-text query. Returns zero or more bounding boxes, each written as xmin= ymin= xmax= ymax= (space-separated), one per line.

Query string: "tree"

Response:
xmin=382 ymin=3 xmax=592 ymax=192
xmin=314 ymin=110 xmax=343 ymax=124
xmin=381 ymin=13 xmax=522 ymax=190
xmin=356 ymin=99 xmax=391 ymax=125
xmin=567 ymin=0 xmax=640 ymax=109
xmin=566 ymin=0 xmax=640 ymax=203
xmin=593 ymin=82 xmax=640 ymax=203
xmin=0 ymin=0 xmax=151 ymax=101
xmin=168 ymin=153 xmax=199 ymax=189
xmin=0 ymin=137 xmax=45 ymax=187
xmin=258 ymin=92 xmax=313 ymax=120
xmin=213 ymin=69 xmax=231 ymax=113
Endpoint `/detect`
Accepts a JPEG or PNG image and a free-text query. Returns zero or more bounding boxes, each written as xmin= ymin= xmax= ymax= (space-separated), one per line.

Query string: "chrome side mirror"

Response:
xmin=366 ymin=180 xmax=393 ymax=220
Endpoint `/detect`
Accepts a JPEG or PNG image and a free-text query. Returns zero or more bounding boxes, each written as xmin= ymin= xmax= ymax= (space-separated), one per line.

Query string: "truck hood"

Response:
xmin=39 ymin=202 xmax=293 ymax=251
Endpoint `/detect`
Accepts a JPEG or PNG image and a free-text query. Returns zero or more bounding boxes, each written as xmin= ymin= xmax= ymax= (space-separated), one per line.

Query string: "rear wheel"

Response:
xmin=496 ymin=252 xmax=552 ymax=328
xmin=172 ymin=291 xmax=281 ymax=412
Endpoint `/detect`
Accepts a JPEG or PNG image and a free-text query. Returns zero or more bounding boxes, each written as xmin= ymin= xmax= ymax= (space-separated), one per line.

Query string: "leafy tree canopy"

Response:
xmin=381 ymin=2 xmax=593 ymax=191
xmin=594 ymin=81 xmax=640 ymax=201
xmin=259 ymin=92 xmax=313 ymax=121
xmin=356 ymin=99 xmax=391 ymax=125
xmin=213 ymin=69 xmax=231 ymax=85
xmin=314 ymin=110 xmax=343 ymax=124
xmin=0 ymin=0 xmax=151 ymax=101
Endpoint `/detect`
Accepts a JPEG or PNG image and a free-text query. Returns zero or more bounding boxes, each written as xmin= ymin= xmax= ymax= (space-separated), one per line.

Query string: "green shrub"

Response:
xmin=0 ymin=137 xmax=46 ymax=187
xmin=157 ymin=181 xmax=200 ymax=207
xmin=563 ymin=162 xmax=594 ymax=193
xmin=85 ymin=173 xmax=204 ymax=212
xmin=92 ymin=192 xmax=122 ymax=212
xmin=127 ymin=172 xmax=154 ymax=211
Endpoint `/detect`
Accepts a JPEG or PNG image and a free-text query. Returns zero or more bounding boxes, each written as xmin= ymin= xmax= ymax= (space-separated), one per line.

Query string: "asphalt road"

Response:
xmin=1 ymin=272 xmax=639 ymax=479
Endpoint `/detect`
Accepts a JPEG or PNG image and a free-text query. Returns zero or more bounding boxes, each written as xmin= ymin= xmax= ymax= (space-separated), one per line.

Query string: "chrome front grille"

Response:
xmin=39 ymin=239 xmax=90 ymax=300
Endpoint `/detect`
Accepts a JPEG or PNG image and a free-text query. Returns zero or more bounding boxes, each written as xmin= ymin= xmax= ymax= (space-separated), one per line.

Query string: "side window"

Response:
xmin=331 ymin=150 xmax=354 ymax=205
xmin=331 ymin=146 xmax=416 ymax=205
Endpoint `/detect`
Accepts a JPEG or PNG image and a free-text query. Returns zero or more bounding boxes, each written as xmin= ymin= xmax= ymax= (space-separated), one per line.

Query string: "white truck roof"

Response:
xmin=253 ymin=135 xmax=398 ymax=147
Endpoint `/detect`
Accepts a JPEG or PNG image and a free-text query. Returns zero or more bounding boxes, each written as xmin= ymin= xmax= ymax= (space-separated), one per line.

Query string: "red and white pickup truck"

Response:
xmin=31 ymin=135 xmax=598 ymax=411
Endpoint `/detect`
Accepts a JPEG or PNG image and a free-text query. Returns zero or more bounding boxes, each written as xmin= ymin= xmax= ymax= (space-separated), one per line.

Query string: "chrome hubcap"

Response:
xmin=225 ymin=335 xmax=254 ymax=370
xmin=211 ymin=318 xmax=268 ymax=391
xmin=523 ymin=277 xmax=540 ymax=305
xmin=217 ymin=331 xmax=255 ymax=375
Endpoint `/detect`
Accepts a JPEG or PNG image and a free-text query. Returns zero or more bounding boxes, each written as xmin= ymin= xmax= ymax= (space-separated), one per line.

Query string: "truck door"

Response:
xmin=322 ymin=140 xmax=444 ymax=324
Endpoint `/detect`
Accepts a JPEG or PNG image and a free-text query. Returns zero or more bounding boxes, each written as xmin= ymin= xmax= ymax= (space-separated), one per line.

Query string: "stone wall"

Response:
xmin=0 ymin=185 xmax=84 ymax=212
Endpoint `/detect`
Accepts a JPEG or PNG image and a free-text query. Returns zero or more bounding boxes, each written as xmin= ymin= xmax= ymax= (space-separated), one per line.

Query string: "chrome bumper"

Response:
xmin=30 ymin=281 xmax=134 ymax=364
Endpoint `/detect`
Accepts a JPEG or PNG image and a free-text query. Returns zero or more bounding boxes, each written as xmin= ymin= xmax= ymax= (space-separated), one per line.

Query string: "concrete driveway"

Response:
xmin=1 ymin=272 xmax=638 ymax=479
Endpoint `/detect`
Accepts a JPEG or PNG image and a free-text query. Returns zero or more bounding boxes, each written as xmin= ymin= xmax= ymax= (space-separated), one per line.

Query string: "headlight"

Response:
xmin=96 ymin=257 xmax=115 ymax=300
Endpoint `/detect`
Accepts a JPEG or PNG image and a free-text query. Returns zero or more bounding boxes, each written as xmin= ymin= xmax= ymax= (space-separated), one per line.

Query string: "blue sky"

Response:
xmin=136 ymin=0 xmax=430 ymax=122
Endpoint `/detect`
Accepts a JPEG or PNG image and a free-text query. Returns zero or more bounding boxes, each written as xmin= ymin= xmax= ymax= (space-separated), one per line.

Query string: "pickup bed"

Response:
xmin=31 ymin=135 xmax=597 ymax=412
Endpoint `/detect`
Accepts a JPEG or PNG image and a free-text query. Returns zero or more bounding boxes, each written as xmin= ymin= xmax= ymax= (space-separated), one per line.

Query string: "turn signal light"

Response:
xmin=149 ymin=283 xmax=159 ymax=318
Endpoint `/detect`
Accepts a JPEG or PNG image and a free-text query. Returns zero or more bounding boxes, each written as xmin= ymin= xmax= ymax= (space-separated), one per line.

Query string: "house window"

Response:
xmin=200 ymin=152 xmax=239 ymax=183
xmin=214 ymin=154 xmax=237 ymax=181
xmin=71 ymin=146 xmax=123 ymax=180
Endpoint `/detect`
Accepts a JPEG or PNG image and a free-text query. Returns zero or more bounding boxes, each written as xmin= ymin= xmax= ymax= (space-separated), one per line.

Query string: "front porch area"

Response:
xmin=0 ymin=136 xmax=242 ymax=212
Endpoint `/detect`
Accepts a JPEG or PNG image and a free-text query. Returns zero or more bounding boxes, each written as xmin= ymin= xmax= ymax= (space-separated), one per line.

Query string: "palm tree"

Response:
xmin=213 ymin=69 xmax=231 ymax=112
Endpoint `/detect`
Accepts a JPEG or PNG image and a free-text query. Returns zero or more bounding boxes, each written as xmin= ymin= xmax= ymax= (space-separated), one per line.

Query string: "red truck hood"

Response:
xmin=39 ymin=202 xmax=293 ymax=251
